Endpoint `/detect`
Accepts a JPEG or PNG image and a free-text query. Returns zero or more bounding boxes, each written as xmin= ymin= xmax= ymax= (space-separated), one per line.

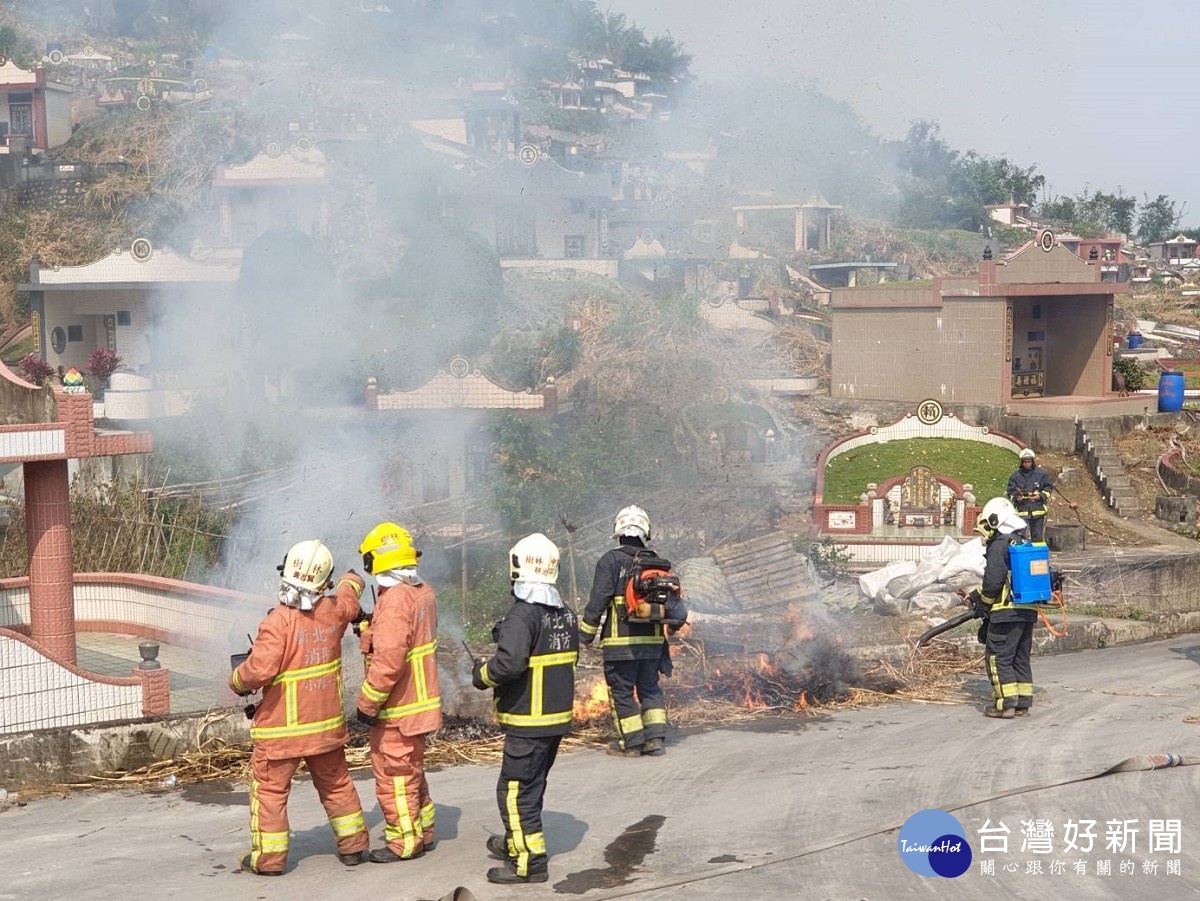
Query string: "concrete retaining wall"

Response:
xmin=1057 ymin=548 xmax=1200 ymax=615
xmin=0 ymin=710 xmax=249 ymax=789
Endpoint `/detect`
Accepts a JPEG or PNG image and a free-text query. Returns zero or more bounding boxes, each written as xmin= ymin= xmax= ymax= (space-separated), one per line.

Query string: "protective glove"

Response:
xmin=356 ymin=708 xmax=378 ymax=727
xmin=967 ymin=589 xmax=990 ymax=620
xmin=471 ymin=658 xmax=489 ymax=691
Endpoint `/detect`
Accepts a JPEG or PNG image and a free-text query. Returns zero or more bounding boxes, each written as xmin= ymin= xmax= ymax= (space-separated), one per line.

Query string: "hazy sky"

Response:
xmin=616 ymin=0 xmax=1198 ymax=227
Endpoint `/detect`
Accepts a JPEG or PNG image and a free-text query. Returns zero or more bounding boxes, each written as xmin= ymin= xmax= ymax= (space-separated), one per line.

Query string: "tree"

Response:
xmin=1137 ymin=194 xmax=1182 ymax=244
xmin=898 ymin=120 xmax=959 ymax=182
xmin=956 ymin=154 xmax=1045 ymax=207
xmin=891 ymin=122 xmax=1044 ymax=229
xmin=489 ymin=411 xmax=630 ymax=533
xmin=359 ymin=221 xmax=504 ymax=390
xmin=1037 ymin=188 xmax=1136 ymax=237
xmin=0 ymin=26 xmax=33 ymax=66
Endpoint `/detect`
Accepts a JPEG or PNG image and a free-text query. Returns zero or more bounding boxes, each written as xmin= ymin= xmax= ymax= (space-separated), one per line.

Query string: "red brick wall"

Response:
xmin=815 ymin=504 xmax=874 ymax=534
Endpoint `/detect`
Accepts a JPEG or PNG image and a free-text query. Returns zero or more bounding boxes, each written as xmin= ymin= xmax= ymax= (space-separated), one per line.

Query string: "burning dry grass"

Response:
xmin=59 ymin=637 xmax=981 ymax=792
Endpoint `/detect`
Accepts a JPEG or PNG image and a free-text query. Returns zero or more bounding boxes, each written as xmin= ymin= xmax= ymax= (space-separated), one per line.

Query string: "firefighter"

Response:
xmin=229 ymin=540 xmax=370 ymax=876
xmin=354 ymin=522 xmax=442 ymax=863
xmin=1006 ymin=448 xmax=1054 ymax=542
xmin=472 ymin=533 xmax=578 ymax=885
xmin=581 ymin=505 xmax=686 ymax=758
xmin=969 ymin=497 xmax=1038 ymax=718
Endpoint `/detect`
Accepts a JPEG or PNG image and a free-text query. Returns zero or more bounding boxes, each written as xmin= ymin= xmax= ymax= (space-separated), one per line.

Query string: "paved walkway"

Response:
xmin=6 ymin=634 xmax=1200 ymax=900
xmin=76 ymin=632 xmax=368 ymax=715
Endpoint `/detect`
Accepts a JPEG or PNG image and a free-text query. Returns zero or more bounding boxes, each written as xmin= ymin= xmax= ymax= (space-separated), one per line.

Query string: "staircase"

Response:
xmin=1077 ymin=419 xmax=1137 ymax=516
xmin=711 ymin=531 xmax=820 ymax=611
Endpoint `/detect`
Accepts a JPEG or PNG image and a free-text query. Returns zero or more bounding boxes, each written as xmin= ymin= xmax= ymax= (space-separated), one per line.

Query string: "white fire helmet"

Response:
xmin=509 ymin=533 xmax=560 ymax=584
xmin=612 ymin=504 xmax=651 ymax=541
xmin=1019 ymin=448 xmax=1036 ymax=462
xmin=277 ymin=539 xmax=334 ymax=610
xmin=975 ymin=497 xmax=1019 ymax=537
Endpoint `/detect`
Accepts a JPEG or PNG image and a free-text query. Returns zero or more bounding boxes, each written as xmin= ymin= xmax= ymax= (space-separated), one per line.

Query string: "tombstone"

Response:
xmin=1046 ymin=523 xmax=1086 ymax=552
xmin=1154 ymin=495 xmax=1198 ymax=526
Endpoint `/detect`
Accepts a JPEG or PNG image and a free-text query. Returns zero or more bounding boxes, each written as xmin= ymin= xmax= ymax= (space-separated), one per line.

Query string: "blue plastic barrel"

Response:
xmin=1159 ymin=370 xmax=1186 ymax=412
xmin=1127 ymin=332 xmax=1144 ymax=349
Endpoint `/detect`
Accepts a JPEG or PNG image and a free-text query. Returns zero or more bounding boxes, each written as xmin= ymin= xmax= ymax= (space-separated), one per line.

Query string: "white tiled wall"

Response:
xmin=0 ymin=635 xmax=142 ymax=735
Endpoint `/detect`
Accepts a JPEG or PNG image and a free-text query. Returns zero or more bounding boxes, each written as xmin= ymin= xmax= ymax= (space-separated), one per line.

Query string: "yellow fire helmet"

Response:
xmin=359 ymin=522 xmax=420 ymax=574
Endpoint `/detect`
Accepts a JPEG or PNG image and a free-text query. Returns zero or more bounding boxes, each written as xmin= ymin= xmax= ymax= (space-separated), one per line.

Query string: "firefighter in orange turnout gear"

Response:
xmin=229 ymin=540 xmax=370 ymax=876
xmin=355 ymin=523 xmax=443 ymax=863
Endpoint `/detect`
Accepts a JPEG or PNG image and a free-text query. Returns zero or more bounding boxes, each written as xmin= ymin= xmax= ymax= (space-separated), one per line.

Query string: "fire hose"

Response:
xmin=916 ymin=608 xmax=980 ymax=646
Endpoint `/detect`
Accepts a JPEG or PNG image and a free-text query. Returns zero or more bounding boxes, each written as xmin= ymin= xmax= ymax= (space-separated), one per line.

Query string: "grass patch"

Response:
xmin=1072 ymin=605 xmax=1153 ymax=621
xmin=1 ymin=332 xmax=33 ymax=364
xmin=823 ymin=438 xmax=1016 ymax=504
xmin=1161 ymin=362 xmax=1200 ymax=389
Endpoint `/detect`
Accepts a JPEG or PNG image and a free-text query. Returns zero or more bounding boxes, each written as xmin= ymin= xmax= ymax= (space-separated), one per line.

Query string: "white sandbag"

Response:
xmin=924 ymin=535 xmax=967 ymax=566
xmin=907 ymin=586 xmax=965 ymax=614
xmin=937 ymin=536 xmax=986 ymax=581
xmin=858 ymin=559 xmax=917 ymax=601
xmin=899 ymin=544 xmax=957 ymax=598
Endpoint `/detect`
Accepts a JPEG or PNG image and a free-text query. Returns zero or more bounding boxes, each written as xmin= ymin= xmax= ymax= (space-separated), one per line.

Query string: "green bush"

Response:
xmin=1113 ymin=356 xmax=1148 ymax=391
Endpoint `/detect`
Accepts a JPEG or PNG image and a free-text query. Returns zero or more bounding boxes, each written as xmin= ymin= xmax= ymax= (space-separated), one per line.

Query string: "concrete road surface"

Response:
xmin=5 ymin=635 xmax=1200 ymax=900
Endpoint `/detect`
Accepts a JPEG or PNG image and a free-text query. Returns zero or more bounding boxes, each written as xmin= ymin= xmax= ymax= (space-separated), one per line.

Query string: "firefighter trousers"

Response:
xmin=247 ymin=744 xmax=368 ymax=873
xmin=496 ymin=733 xmax=561 ymax=877
xmin=1020 ymin=511 xmax=1047 ymax=542
xmin=604 ymin=658 xmax=666 ymax=750
xmin=369 ymin=727 xmax=436 ymax=858
xmin=985 ymin=618 xmax=1035 ymax=711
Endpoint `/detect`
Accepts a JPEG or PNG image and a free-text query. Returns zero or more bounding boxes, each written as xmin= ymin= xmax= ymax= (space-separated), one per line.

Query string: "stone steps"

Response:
xmin=1077 ymin=419 xmax=1136 ymax=516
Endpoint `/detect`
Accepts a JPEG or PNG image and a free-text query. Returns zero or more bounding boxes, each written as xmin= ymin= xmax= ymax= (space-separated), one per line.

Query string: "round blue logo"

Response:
xmin=897 ymin=809 xmax=972 ymax=878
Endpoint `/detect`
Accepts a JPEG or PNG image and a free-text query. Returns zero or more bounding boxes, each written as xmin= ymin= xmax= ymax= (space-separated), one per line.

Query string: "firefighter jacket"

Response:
xmin=1007 ymin=465 xmax=1054 ymax=518
xmin=581 ymin=543 xmax=670 ymax=662
xmin=356 ymin=580 xmax=443 ymax=737
xmin=472 ymin=596 xmax=578 ymax=738
xmin=978 ymin=533 xmax=1037 ymax=625
xmin=230 ymin=572 xmax=364 ymax=759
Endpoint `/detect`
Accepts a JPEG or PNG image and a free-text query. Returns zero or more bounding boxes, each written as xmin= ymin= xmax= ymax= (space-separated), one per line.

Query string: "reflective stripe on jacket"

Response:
xmin=356 ymin=580 xmax=443 ymax=736
xmin=476 ymin=599 xmax=578 ymax=737
xmin=230 ymin=572 xmax=364 ymax=758
xmin=583 ymin=544 xmax=667 ymax=661
xmin=1007 ymin=466 xmax=1054 ymax=516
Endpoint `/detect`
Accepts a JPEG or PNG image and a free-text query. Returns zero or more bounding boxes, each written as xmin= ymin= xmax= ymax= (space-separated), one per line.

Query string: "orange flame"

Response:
xmin=573 ymin=677 xmax=610 ymax=720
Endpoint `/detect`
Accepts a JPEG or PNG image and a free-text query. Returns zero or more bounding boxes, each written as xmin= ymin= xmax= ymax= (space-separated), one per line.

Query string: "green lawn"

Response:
xmin=822 ymin=438 xmax=1017 ymax=505
xmin=1161 ymin=363 xmax=1200 ymax=389
xmin=0 ymin=333 xmax=32 ymax=364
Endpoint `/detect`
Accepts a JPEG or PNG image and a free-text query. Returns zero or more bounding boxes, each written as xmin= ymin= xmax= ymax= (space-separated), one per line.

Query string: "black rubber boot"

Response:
xmin=338 ymin=850 xmax=369 ymax=866
xmin=240 ymin=854 xmax=282 ymax=877
xmin=642 ymin=738 xmax=665 ymax=756
xmin=369 ymin=845 xmax=425 ymax=863
xmin=486 ymin=834 xmax=512 ymax=859
xmin=487 ymin=858 xmax=549 ymax=884
xmin=607 ymin=740 xmax=643 ymax=758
